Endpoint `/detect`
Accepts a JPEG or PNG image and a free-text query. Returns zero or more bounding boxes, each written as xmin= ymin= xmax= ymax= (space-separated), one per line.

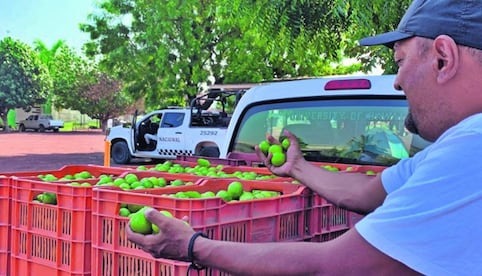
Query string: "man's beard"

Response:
xmin=404 ymin=111 xmax=419 ymax=135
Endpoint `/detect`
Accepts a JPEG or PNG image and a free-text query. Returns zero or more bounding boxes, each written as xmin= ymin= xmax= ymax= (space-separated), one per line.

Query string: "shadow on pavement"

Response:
xmin=0 ymin=152 xmax=161 ymax=173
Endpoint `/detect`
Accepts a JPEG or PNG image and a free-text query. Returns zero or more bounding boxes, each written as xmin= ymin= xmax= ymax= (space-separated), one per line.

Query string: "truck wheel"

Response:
xmin=198 ymin=146 xmax=220 ymax=157
xmin=39 ymin=125 xmax=45 ymax=132
xmin=19 ymin=124 xmax=25 ymax=132
xmin=111 ymin=141 xmax=131 ymax=164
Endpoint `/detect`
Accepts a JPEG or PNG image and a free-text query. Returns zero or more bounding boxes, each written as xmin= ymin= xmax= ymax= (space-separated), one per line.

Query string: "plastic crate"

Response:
xmin=10 ymin=177 xmax=94 ymax=275
xmin=308 ymin=195 xmax=354 ymax=239
xmin=92 ymin=178 xmax=311 ymax=276
xmin=306 ymin=229 xmax=351 ymax=242
xmin=0 ymin=176 xmax=11 ymax=276
xmin=0 ymin=164 xmax=129 ymax=180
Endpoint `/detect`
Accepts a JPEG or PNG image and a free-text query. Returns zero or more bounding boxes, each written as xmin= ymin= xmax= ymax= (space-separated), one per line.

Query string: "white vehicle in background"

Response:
xmin=220 ymin=75 xmax=431 ymax=167
xmin=106 ymin=89 xmax=247 ymax=164
xmin=18 ymin=114 xmax=64 ymax=132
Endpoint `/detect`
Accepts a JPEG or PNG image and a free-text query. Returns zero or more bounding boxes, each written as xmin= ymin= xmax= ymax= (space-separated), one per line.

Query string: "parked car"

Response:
xmin=18 ymin=114 xmax=64 ymax=132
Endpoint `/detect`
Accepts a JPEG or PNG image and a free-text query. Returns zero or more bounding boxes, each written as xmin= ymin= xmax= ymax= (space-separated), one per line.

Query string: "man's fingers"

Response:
xmin=126 ymin=222 xmax=146 ymax=244
xmin=145 ymin=207 xmax=170 ymax=226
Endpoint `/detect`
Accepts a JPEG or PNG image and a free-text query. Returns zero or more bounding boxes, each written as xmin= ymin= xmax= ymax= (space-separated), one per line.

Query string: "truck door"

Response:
xmin=25 ymin=115 xmax=37 ymax=129
xmin=157 ymin=112 xmax=188 ymax=158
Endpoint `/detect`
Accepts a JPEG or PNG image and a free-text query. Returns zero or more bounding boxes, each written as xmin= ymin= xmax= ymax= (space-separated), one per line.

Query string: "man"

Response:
xmin=127 ymin=0 xmax=482 ymax=274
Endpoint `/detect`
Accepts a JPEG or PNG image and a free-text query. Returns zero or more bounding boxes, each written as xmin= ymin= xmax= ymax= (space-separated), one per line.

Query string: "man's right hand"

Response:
xmin=255 ymin=130 xmax=306 ymax=177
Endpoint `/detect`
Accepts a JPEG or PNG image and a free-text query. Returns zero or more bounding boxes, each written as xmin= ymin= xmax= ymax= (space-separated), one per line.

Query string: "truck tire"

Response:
xmin=19 ymin=124 xmax=25 ymax=132
xmin=198 ymin=146 xmax=220 ymax=157
xmin=39 ymin=125 xmax=45 ymax=132
xmin=111 ymin=141 xmax=131 ymax=164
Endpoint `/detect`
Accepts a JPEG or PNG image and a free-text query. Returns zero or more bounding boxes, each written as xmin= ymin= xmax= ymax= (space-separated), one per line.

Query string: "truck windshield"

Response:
xmin=230 ymin=98 xmax=431 ymax=166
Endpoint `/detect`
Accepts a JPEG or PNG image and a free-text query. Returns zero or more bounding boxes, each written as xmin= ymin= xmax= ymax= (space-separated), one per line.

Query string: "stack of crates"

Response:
xmin=91 ymin=176 xmax=311 ymax=276
xmin=6 ymin=165 xmax=129 ymax=275
xmin=0 ymin=160 xmax=382 ymax=275
xmin=0 ymin=175 xmax=12 ymax=276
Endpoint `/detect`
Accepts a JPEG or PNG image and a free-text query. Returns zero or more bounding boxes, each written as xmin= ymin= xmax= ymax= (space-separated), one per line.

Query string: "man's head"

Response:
xmin=360 ymin=0 xmax=482 ymax=142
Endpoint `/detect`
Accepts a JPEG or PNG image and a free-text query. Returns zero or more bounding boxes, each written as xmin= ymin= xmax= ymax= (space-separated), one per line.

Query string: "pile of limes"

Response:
xmin=95 ymin=173 xmax=192 ymax=190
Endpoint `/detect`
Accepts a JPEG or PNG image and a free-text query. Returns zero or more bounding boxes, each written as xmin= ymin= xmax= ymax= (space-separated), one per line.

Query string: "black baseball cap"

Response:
xmin=359 ymin=0 xmax=482 ymax=50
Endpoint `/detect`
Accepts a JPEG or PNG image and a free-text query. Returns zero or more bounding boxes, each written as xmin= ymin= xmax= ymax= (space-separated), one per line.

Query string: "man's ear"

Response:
xmin=433 ymin=35 xmax=459 ymax=83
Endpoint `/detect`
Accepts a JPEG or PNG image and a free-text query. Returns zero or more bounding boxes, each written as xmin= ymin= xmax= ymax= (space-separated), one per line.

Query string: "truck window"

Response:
xmin=230 ymin=98 xmax=430 ymax=166
xmin=161 ymin=112 xmax=184 ymax=128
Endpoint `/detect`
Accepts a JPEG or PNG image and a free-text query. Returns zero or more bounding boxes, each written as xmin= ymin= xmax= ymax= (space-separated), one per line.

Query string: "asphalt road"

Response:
xmin=0 ymin=131 xmax=109 ymax=173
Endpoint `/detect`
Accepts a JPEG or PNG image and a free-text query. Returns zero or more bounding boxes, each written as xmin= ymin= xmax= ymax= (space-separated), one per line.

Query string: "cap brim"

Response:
xmin=359 ymin=31 xmax=413 ymax=48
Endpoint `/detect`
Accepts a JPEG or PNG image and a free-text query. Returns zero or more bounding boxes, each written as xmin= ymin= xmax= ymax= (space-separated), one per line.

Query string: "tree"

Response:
xmin=45 ymin=45 xmax=134 ymax=131
xmin=48 ymin=44 xmax=91 ymax=110
xmin=34 ymin=39 xmax=67 ymax=113
xmin=0 ymin=37 xmax=51 ymax=132
xmin=77 ymin=73 xmax=133 ymax=131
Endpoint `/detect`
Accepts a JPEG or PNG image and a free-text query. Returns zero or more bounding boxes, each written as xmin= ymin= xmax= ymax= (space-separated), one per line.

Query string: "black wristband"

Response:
xmin=187 ymin=231 xmax=207 ymax=271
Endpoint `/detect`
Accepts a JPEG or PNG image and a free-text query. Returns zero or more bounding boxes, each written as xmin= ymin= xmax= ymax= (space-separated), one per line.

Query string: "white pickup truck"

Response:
xmin=220 ymin=75 xmax=431 ymax=167
xmin=106 ymin=90 xmax=244 ymax=164
xmin=18 ymin=114 xmax=64 ymax=132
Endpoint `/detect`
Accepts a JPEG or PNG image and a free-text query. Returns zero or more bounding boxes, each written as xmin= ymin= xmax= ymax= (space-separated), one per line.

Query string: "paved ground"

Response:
xmin=0 ymin=131 xmax=112 ymax=173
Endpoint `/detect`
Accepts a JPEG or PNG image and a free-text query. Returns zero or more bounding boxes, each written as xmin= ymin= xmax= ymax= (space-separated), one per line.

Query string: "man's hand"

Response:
xmin=126 ymin=208 xmax=195 ymax=261
xmin=255 ymin=130 xmax=306 ymax=177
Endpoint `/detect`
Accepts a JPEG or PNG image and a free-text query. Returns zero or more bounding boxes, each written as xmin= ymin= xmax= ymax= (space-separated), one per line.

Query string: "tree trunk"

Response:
xmin=101 ymin=118 xmax=109 ymax=133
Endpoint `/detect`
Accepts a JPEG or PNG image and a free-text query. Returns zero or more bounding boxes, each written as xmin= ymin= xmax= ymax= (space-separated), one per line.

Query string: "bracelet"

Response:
xmin=187 ymin=231 xmax=207 ymax=271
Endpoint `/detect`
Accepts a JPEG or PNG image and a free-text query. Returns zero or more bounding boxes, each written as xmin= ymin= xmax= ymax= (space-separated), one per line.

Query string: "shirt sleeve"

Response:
xmin=356 ymin=130 xmax=482 ymax=275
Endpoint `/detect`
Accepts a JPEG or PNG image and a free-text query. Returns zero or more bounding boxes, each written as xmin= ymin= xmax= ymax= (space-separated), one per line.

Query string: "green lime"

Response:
xmin=170 ymin=179 xmax=185 ymax=186
xmin=216 ymin=190 xmax=232 ymax=202
xmin=119 ymin=207 xmax=131 ymax=217
xmin=185 ymin=191 xmax=202 ymax=198
xmin=227 ymin=181 xmax=244 ymax=200
xmin=157 ymin=177 xmax=167 ymax=187
xmin=200 ymin=191 xmax=216 ymax=198
xmin=268 ymin=144 xmax=283 ymax=154
xmin=113 ymin=178 xmax=126 ymax=186
xmin=197 ymin=158 xmax=211 ymax=168
xmin=281 ymin=138 xmax=290 ymax=150
xmin=127 ymin=204 xmax=144 ymax=213
xmin=258 ymin=140 xmax=270 ymax=154
xmin=124 ymin=173 xmax=139 ymax=184
xmin=129 ymin=207 xmax=152 ymax=235
xmin=271 ymin=152 xmax=286 ymax=167
xmin=239 ymin=191 xmax=254 ymax=201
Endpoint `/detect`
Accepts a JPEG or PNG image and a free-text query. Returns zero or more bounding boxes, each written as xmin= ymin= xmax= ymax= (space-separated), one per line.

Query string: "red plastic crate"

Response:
xmin=306 ymin=229 xmax=351 ymax=242
xmin=10 ymin=177 xmax=94 ymax=275
xmin=0 ymin=164 xmax=129 ymax=180
xmin=92 ymin=178 xmax=311 ymax=276
xmin=308 ymin=195 xmax=354 ymax=239
xmin=0 ymin=176 xmax=11 ymax=276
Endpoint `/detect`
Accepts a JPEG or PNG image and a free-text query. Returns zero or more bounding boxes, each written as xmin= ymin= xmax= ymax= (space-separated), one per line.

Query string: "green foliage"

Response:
xmin=80 ymin=0 xmax=366 ymax=110
xmin=0 ymin=37 xmax=51 ymax=131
